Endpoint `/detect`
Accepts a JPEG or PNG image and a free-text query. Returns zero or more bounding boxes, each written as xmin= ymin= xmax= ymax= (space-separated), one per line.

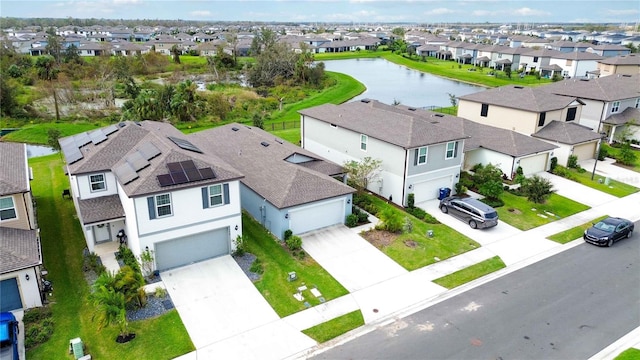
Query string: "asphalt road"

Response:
xmin=313 ymin=227 xmax=639 ymax=360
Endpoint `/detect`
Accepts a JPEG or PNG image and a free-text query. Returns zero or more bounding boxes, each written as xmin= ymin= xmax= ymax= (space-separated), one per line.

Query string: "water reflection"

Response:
xmin=26 ymin=144 xmax=57 ymax=158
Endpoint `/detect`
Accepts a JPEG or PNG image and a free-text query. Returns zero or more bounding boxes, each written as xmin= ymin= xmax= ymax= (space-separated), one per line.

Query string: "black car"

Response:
xmin=583 ymin=217 xmax=634 ymax=247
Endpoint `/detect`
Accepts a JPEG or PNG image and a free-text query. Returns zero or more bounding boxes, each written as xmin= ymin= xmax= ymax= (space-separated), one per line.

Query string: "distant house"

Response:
xmin=547 ymin=51 xmax=603 ymax=78
xmin=300 ymin=99 xmax=468 ymax=207
xmin=586 ymin=44 xmax=632 ymax=58
xmin=596 ymin=53 xmax=640 ymax=77
xmin=0 ymin=142 xmax=43 ymax=312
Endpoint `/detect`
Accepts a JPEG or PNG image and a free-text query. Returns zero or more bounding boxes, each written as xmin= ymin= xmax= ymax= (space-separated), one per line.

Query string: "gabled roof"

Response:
xmin=299 ymin=99 xmax=467 ymax=149
xmin=189 ymin=124 xmax=354 ymax=209
xmin=458 ymin=85 xmax=583 ymax=113
xmin=603 ymin=107 xmax=640 ymax=126
xmin=0 ymin=227 xmax=40 ymax=274
xmin=540 ymin=74 xmax=640 ymax=102
xmin=598 ymin=53 xmax=640 ymax=66
xmin=60 ymin=121 xmax=244 ymax=197
xmin=0 ymin=142 xmax=29 ymax=196
xmin=395 ymin=106 xmax=556 ymax=157
xmin=532 ymin=121 xmax=602 ymax=145
xmin=78 ymin=195 xmax=125 ymax=225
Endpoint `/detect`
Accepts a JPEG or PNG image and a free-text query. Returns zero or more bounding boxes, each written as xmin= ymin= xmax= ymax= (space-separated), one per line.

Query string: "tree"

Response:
xmin=343 ymin=157 xmax=383 ymax=192
xmin=248 ymin=42 xmax=298 ymax=87
xmin=45 ymin=28 xmax=63 ymax=63
xmin=171 ymin=80 xmax=200 ymax=121
xmin=91 ymin=271 xmax=130 ymax=340
xmin=35 ymin=55 xmax=61 ymax=121
xmin=520 ymin=175 xmax=554 ymax=203
xmin=0 ymin=76 xmax=19 ymax=117
xmin=504 ymin=66 xmax=512 ymax=79
xmin=447 ymin=93 xmax=457 ymax=107
xmin=250 ymin=27 xmax=277 ymax=56
xmin=170 ymin=45 xmax=181 ymax=64
xmin=47 ymin=129 xmax=61 ymax=151
xmin=473 ymin=163 xmax=503 ymax=200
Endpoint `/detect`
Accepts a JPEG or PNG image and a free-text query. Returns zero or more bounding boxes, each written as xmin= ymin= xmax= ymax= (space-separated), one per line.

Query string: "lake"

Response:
xmin=26 ymin=144 xmax=57 ymax=158
xmin=322 ymin=58 xmax=485 ymax=108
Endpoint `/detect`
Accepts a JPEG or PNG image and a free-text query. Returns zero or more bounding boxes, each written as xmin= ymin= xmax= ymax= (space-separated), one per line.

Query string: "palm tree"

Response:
xmin=91 ymin=272 xmax=130 ymax=340
xmin=171 ymin=80 xmax=199 ymax=122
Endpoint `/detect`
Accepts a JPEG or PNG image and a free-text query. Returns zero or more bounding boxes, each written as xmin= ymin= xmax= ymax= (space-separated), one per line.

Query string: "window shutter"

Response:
xmin=454 ymin=141 xmax=459 ymax=157
xmin=223 ymin=183 xmax=230 ymax=205
xmin=147 ymin=196 xmax=156 ymax=219
xmin=202 ymin=187 xmax=209 ymax=209
xmin=414 ymin=149 xmax=418 ymax=166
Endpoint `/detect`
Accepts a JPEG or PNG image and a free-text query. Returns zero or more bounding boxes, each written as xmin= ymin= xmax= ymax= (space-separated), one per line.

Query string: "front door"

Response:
xmin=93 ymin=223 xmax=111 ymax=243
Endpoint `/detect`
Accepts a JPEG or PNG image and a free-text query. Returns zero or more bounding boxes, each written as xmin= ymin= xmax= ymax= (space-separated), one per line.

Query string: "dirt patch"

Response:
xmin=508 ymin=208 xmax=522 ymax=215
xmin=404 ymin=240 xmax=418 ymax=248
xmin=361 ymin=229 xmax=398 ymax=249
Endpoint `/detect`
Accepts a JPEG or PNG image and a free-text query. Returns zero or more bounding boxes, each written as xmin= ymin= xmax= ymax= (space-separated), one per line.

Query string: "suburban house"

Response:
xmin=299 ymin=99 xmax=468 ymax=207
xmin=0 ymin=142 xmax=43 ymax=312
xmin=59 ymin=121 xmax=245 ymax=272
xmin=546 ymin=51 xmax=603 ymax=78
xmin=457 ymin=85 xmax=600 ymax=165
xmin=540 ymin=74 xmax=640 ymax=143
xmin=531 ymin=121 xmax=603 ymax=167
xmin=189 ymin=124 xmax=355 ymax=239
xmin=596 ymin=54 xmax=640 ymax=77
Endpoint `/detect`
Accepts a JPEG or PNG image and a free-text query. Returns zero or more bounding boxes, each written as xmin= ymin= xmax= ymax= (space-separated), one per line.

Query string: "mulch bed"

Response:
xmin=361 ymin=229 xmax=398 ymax=249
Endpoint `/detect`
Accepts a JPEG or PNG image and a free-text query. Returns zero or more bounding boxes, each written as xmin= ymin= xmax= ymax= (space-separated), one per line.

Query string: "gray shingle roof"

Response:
xmin=603 ymin=107 xmax=640 ymax=126
xmin=540 ymin=74 xmax=640 ymax=102
xmin=0 ymin=227 xmax=40 ymax=273
xmin=299 ymin=99 xmax=467 ymax=148
xmin=0 ymin=142 xmax=29 ymax=196
xmin=60 ymin=121 xmax=244 ymax=198
xmin=458 ymin=85 xmax=582 ymax=113
xmin=189 ymin=124 xmax=354 ymax=209
xmin=532 ymin=121 xmax=602 ymax=144
xmin=78 ymin=195 xmax=125 ymax=224
xmin=598 ymin=53 xmax=640 ymax=66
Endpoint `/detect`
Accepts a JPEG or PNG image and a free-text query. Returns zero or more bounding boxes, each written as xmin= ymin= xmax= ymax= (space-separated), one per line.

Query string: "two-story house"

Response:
xmin=596 ymin=54 xmax=640 ymax=77
xmin=457 ymin=85 xmax=600 ymax=167
xmin=60 ymin=121 xmax=245 ymax=272
xmin=1 ymin=142 xmax=43 ymax=312
xmin=300 ymin=99 xmax=468 ymax=207
xmin=540 ymin=74 xmax=640 ymax=143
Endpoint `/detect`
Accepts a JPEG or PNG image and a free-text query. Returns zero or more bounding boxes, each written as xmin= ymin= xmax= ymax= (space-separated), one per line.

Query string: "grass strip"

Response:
xmin=432 ymin=256 xmax=506 ymax=289
xmin=302 ymin=310 xmax=364 ymax=343
xmin=546 ymin=215 xmax=609 ymax=244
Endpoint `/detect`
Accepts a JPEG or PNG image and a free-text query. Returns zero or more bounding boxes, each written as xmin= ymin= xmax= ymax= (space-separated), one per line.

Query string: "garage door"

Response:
xmin=573 ymin=142 xmax=597 ymax=162
xmin=289 ymin=199 xmax=344 ymax=235
xmin=519 ymin=154 xmax=548 ymax=175
xmin=413 ymin=175 xmax=453 ymax=203
xmin=1 ymin=278 xmax=22 ymax=312
xmin=155 ymin=227 xmax=230 ymax=272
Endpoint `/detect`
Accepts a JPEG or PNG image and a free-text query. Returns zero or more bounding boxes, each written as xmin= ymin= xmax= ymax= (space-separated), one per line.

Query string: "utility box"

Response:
xmin=69 ymin=338 xmax=84 ymax=359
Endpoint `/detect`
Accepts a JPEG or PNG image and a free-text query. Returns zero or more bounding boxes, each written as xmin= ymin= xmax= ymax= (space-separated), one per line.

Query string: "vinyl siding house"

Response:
xmin=190 ymin=124 xmax=355 ymax=239
xmin=540 ymin=74 xmax=640 ymax=143
xmin=0 ymin=142 xmax=43 ymax=312
xmin=547 ymin=51 xmax=604 ymax=79
xmin=300 ymin=99 xmax=468 ymax=207
xmin=60 ymin=121 xmax=245 ymax=272
xmin=596 ymin=54 xmax=640 ymax=77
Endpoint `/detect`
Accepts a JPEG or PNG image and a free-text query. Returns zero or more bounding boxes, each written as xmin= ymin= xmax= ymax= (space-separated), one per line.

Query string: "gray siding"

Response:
xmin=407 ymin=141 xmax=463 ymax=176
xmin=240 ymin=183 xmax=288 ymax=240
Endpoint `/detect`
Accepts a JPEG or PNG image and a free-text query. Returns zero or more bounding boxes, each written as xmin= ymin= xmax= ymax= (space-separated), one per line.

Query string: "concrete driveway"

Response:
xmin=535 ymin=171 xmax=617 ymax=207
xmin=301 ymin=225 xmax=407 ymax=292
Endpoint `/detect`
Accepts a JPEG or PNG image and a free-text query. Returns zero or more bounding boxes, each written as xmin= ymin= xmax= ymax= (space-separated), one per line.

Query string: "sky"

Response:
xmin=1 ymin=0 xmax=639 ymax=24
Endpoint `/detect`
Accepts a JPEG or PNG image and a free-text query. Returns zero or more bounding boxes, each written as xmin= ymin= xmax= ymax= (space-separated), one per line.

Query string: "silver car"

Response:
xmin=439 ymin=196 xmax=499 ymax=229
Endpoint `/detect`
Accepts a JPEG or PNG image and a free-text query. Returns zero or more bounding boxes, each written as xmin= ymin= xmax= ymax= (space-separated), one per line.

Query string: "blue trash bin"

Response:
xmin=438 ymin=187 xmax=451 ymax=200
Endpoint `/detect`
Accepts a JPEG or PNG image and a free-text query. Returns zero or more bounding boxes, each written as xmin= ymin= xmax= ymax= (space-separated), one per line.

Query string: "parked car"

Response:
xmin=0 ymin=312 xmax=19 ymax=360
xmin=583 ymin=217 xmax=634 ymax=247
xmin=439 ymin=196 xmax=499 ymax=229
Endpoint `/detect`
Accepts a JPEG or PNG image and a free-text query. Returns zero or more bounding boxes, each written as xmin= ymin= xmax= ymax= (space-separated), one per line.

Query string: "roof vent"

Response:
xmin=117 ymin=122 xmax=126 ymax=128
xmin=514 ymin=86 xmax=524 ymax=89
xmin=360 ymin=99 xmax=371 ymax=103
xmin=622 ymin=74 xmax=631 ymax=77
xmin=433 ymin=114 xmax=444 ymax=117
xmin=261 ymin=141 xmax=270 ymax=147
xmin=232 ymin=126 xmax=239 ymax=131
xmin=275 ymin=139 xmax=284 ymax=144
xmin=408 ymin=107 xmax=417 ymax=111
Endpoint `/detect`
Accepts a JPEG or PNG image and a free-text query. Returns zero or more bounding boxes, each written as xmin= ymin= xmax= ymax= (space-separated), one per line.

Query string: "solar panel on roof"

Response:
xmin=180 ymin=160 xmax=197 ymax=170
xmin=138 ymin=142 xmax=161 ymax=160
xmin=170 ymin=171 xmax=188 ymax=184
xmin=157 ymin=174 xmax=174 ymax=187
xmin=167 ymin=162 xmax=183 ymax=173
xmin=89 ymin=130 xmax=108 ymax=145
xmin=167 ymin=136 xmax=203 ymax=153
xmin=74 ymin=132 xmax=91 ymax=147
xmin=125 ymin=151 xmax=150 ymax=171
xmin=103 ymin=124 xmax=119 ymax=135
xmin=199 ymin=167 xmax=215 ymax=180
xmin=64 ymin=148 xmax=83 ymax=164
xmin=59 ymin=137 xmax=75 ymax=147
xmin=185 ymin=168 xmax=203 ymax=181
xmin=114 ymin=163 xmax=139 ymax=185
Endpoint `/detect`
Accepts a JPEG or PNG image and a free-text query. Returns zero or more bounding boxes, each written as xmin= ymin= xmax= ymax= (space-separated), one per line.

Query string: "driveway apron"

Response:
xmin=161 ymin=256 xmax=280 ymax=349
xmin=301 ymin=225 xmax=407 ymax=292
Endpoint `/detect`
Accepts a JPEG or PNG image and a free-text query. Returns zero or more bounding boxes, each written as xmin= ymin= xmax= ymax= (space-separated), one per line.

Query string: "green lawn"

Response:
xmin=27 ymin=154 xmax=194 ymax=360
xmin=560 ymin=166 xmax=639 ymax=197
xmin=602 ymin=144 xmax=640 ymax=172
xmin=302 ymin=310 xmax=364 ymax=343
xmin=432 ymin=256 xmax=506 ymax=289
xmin=546 ymin=215 xmax=609 ymax=244
xmin=361 ymin=194 xmax=480 ymax=271
xmin=3 ymin=121 xmax=110 ymax=145
xmin=496 ymin=192 xmax=591 ymax=231
xmin=242 ymin=213 xmax=349 ymax=317
xmin=614 ymin=348 xmax=640 ymax=360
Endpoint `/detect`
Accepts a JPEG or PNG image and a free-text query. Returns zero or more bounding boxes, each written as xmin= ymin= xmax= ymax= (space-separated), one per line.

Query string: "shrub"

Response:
xmin=598 ymin=146 xmax=608 ymax=161
xmin=406 ymin=206 xmax=427 ymax=220
xmin=454 ymin=181 xmax=468 ymax=195
xmin=115 ymin=246 xmax=141 ymax=273
xmin=283 ymin=229 xmax=293 ymax=241
xmin=550 ymin=157 xmax=558 ymax=171
xmin=375 ymin=208 xmax=404 ymax=233
xmin=617 ymin=142 xmax=638 ymax=166
xmin=481 ymin=197 xmax=504 ymax=208
xmin=520 ymin=175 xmax=554 ymax=204
xmin=249 ymin=258 xmax=264 ymax=274
xmin=407 ymin=193 xmax=415 ymax=208
xmin=154 ymin=286 xmax=167 ymax=298
xmin=403 ymin=217 xmax=413 ymax=233
xmin=232 ymin=235 xmax=245 ymax=257
xmin=345 ymin=213 xmax=358 ymax=227
xmin=567 ymin=155 xmax=579 ymax=169
xmin=286 ymin=235 xmax=302 ymax=251
xmin=23 ymin=308 xmax=54 ymax=349
xmin=357 ymin=209 xmax=369 ymax=223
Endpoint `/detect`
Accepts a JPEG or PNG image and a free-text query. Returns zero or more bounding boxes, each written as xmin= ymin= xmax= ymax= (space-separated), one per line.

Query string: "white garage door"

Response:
xmin=155 ymin=227 xmax=230 ymax=271
xmin=413 ymin=175 xmax=453 ymax=203
xmin=289 ymin=199 xmax=345 ymax=235
xmin=519 ymin=154 xmax=548 ymax=175
xmin=573 ymin=142 xmax=597 ymax=162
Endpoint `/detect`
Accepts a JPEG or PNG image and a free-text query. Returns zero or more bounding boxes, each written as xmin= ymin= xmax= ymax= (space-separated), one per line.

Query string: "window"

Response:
xmin=0 ymin=197 xmax=17 ymax=221
xmin=147 ymin=193 xmax=172 ymax=219
xmin=566 ymin=107 xmax=577 ymax=122
xmin=480 ymin=103 xmax=489 ymax=117
xmin=415 ymin=147 xmax=428 ymax=165
xmin=533 ymin=56 xmax=539 ymax=63
xmin=208 ymin=185 xmax=223 ymax=206
xmin=612 ymin=101 xmax=620 ymax=113
xmin=90 ymin=174 xmax=106 ymax=192
xmin=445 ymin=142 xmax=458 ymax=159
xmin=538 ymin=112 xmax=546 ymax=127
xmin=201 ymin=183 xmax=230 ymax=208
xmin=360 ymin=134 xmax=367 ymax=151
xmin=566 ymin=59 xmax=572 ymax=66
